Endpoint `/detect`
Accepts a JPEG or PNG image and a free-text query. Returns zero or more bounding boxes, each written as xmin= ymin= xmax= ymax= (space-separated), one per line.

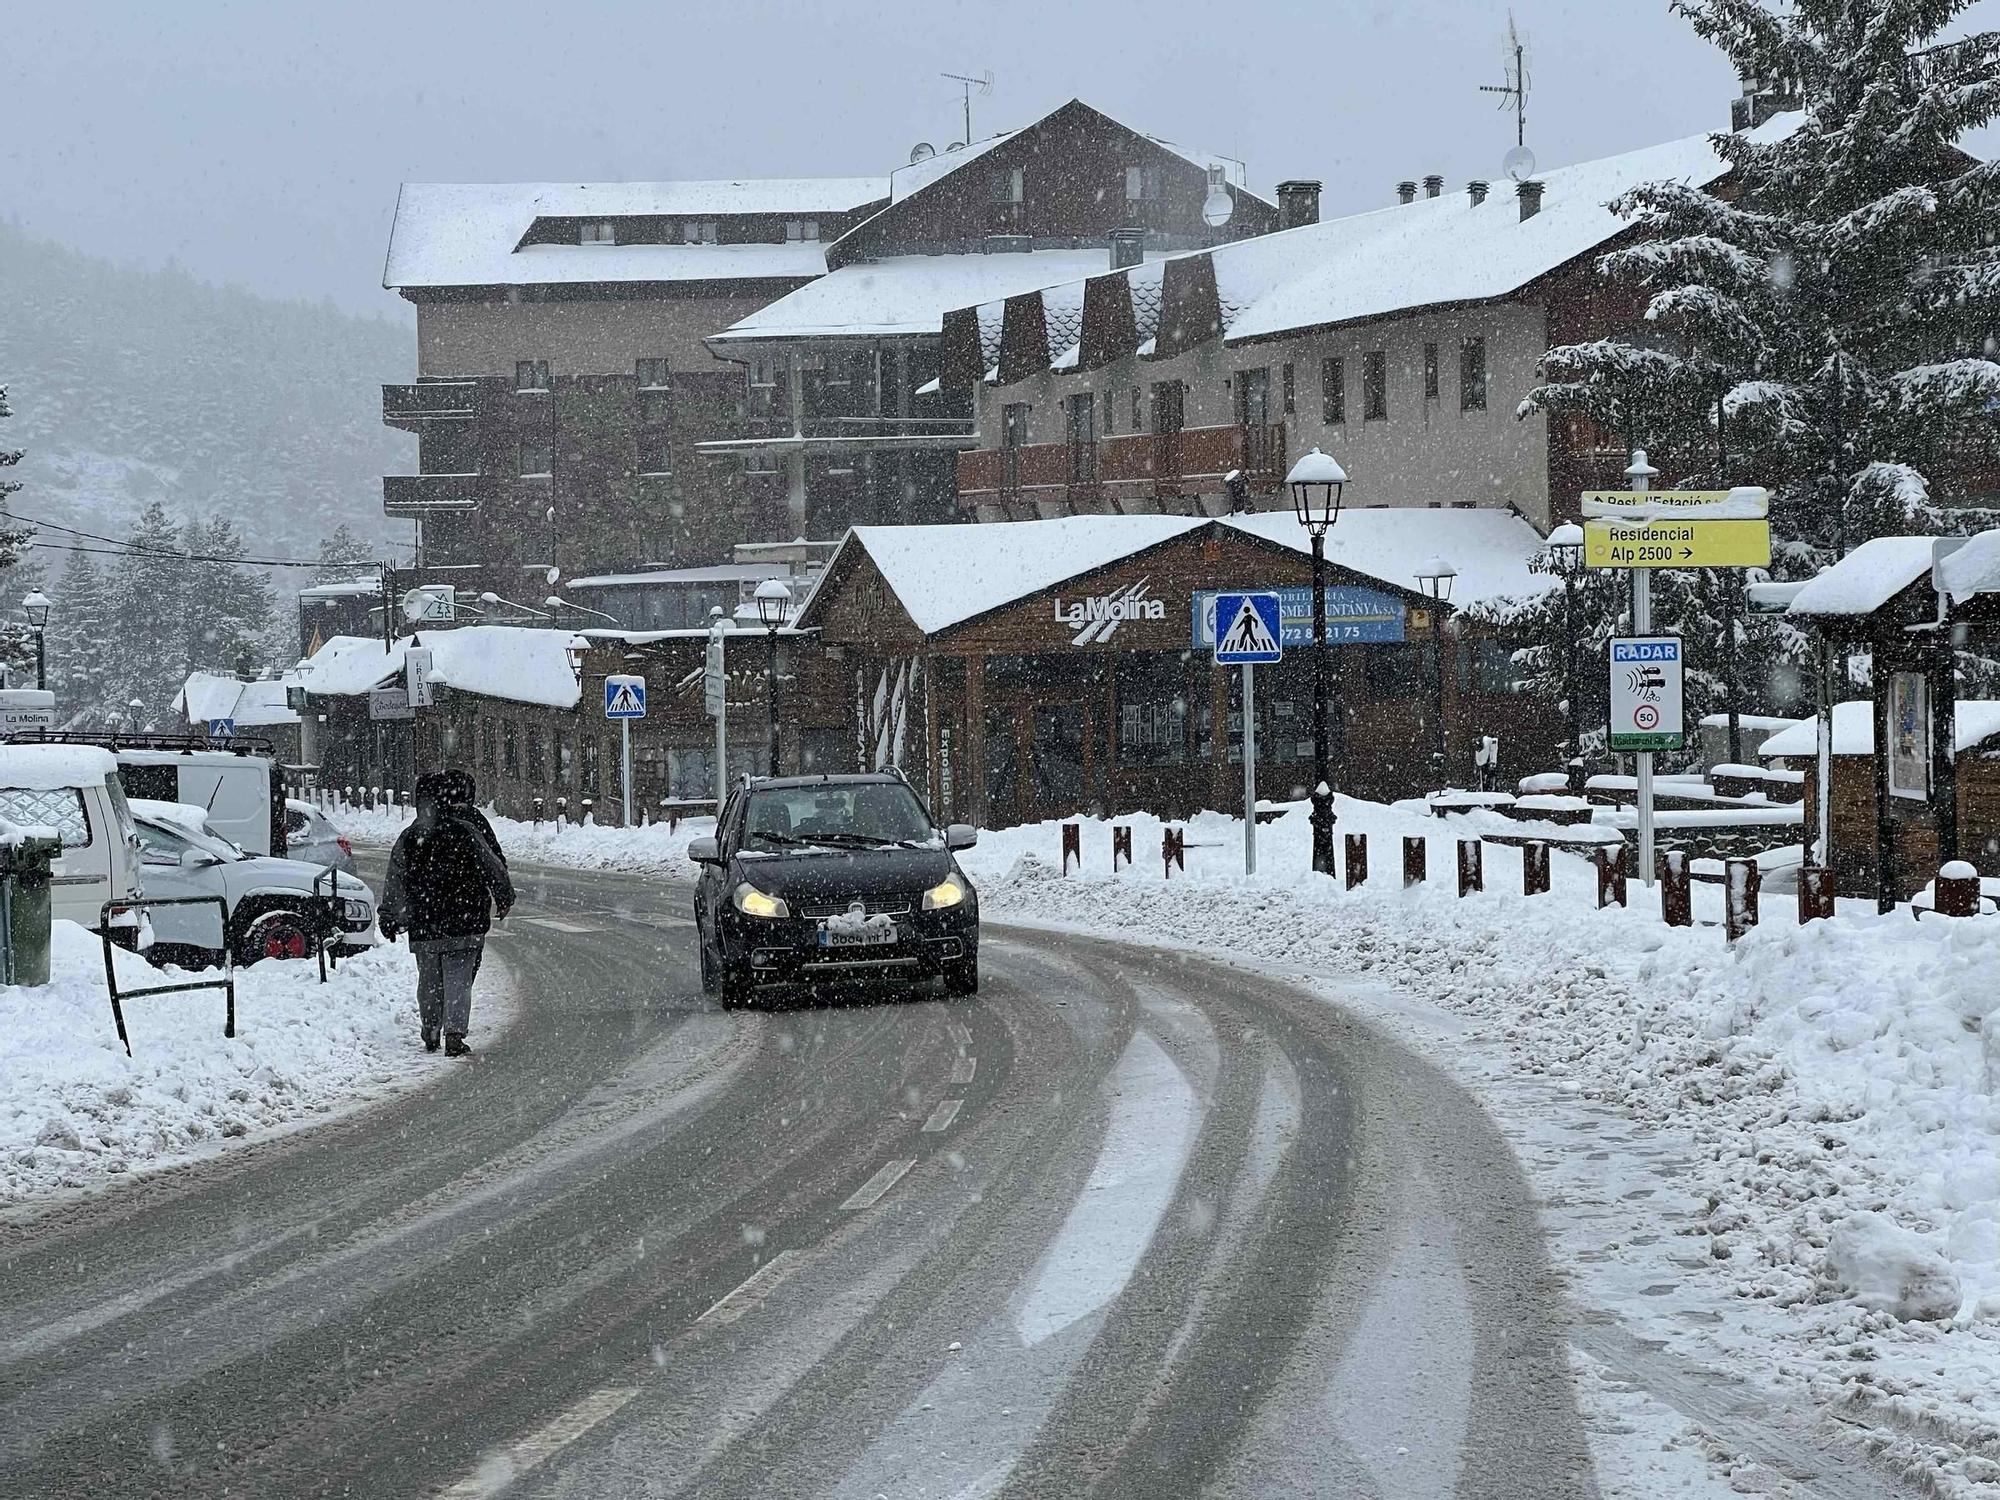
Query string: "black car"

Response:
xmin=690 ymin=772 xmax=980 ymax=1006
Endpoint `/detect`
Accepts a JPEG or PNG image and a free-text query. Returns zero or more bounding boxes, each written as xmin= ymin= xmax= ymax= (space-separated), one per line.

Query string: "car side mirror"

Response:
xmin=183 ymin=848 xmax=221 ymax=869
xmin=687 ymin=836 xmax=722 ymax=865
xmin=945 ymin=824 xmax=978 ymax=851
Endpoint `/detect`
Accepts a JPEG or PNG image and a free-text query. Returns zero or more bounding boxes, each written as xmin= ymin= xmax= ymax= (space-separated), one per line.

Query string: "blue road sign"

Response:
xmin=603 ymin=675 xmax=647 ymax=720
xmin=207 ymin=718 xmax=235 ymax=738
xmin=1211 ymin=592 xmax=1284 ymax=664
xmin=1193 ymin=585 xmax=1407 ymax=649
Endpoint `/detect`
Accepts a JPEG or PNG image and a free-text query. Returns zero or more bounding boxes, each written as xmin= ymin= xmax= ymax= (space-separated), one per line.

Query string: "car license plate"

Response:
xmin=818 ymin=923 xmax=898 ymax=948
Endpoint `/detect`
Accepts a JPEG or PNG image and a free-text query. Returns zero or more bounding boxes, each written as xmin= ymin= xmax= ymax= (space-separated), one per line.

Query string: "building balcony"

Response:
xmin=383 ymin=381 xmax=480 ymax=431
xmin=957 ymin=423 xmax=1287 ymax=513
xmin=382 ymin=473 xmax=482 ymax=517
xmin=697 ymin=413 xmax=977 ymax=457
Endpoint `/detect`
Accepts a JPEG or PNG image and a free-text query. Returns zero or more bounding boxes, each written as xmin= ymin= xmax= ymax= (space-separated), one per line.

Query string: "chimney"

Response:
xmin=1397 ymin=180 xmax=1418 ymax=205
xmin=1423 ymin=174 xmax=1443 ymax=199
xmin=1275 ymin=179 xmax=1322 ymax=229
xmin=1467 ymin=179 xmax=1489 ymax=206
xmin=1517 ymin=179 xmax=1544 ymax=221
xmin=1109 ymin=227 xmax=1145 ymax=271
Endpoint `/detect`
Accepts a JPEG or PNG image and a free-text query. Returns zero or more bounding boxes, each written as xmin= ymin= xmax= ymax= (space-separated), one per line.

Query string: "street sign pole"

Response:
xmin=707 ymin=614 xmax=730 ymax=810
xmin=1242 ymin=662 xmax=1257 ymax=876
xmin=621 ymin=716 xmax=633 ymax=828
xmin=1630 ymin=454 xmax=1657 ymax=888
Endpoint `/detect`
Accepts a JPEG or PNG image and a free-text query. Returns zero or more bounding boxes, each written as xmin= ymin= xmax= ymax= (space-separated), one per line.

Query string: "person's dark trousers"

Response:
xmin=413 ymin=934 xmax=484 ymax=1039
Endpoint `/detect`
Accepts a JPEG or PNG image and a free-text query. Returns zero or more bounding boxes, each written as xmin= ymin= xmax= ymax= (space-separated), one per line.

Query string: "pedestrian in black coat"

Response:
xmin=379 ymin=770 xmax=513 ymax=1056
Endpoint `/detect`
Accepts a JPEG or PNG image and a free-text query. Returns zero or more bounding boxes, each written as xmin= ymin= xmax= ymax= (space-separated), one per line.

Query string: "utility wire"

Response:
xmin=26 ymin=540 xmax=345 ymax=569
xmin=7 ymin=511 xmax=382 ymax=570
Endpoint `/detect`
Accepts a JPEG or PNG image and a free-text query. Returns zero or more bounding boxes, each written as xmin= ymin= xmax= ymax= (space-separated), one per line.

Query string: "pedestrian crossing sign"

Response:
xmin=1211 ymin=592 xmax=1283 ymax=664
xmin=603 ymin=675 xmax=647 ymax=720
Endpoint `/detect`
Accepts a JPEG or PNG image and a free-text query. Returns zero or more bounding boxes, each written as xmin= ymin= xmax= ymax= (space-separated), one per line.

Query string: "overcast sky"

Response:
xmin=5 ymin=0 xmax=1998 ymax=322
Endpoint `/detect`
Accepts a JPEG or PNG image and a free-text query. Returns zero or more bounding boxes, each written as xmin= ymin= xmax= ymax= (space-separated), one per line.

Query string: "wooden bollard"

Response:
xmin=532 ymin=796 xmax=546 ymax=828
xmin=1725 ymin=858 xmax=1761 ymax=941
xmin=1061 ymin=822 xmax=1081 ymax=875
xmin=1936 ymin=860 xmax=1981 ymax=917
xmin=1344 ymin=832 xmax=1368 ymax=890
xmin=1403 ymin=835 xmax=1426 ymax=887
xmin=1659 ymin=849 xmax=1692 ymax=927
xmin=1797 ymin=867 xmax=1835 ymax=924
xmin=1456 ymin=838 xmax=1483 ymax=897
xmin=1112 ymin=824 xmax=1132 ymax=872
xmin=1522 ymin=840 xmax=1550 ymax=897
xmin=1163 ymin=826 xmax=1186 ymax=879
xmin=1594 ymin=844 xmax=1627 ymax=908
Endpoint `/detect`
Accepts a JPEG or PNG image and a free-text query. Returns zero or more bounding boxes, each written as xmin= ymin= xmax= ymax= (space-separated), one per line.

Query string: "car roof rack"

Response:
xmin=4 ymin=728 xmax=280 ymax=759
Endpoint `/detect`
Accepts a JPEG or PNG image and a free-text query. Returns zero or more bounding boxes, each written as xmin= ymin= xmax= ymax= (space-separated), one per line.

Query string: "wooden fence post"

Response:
xmin=1456 ymin=838 xmax=1483 ymax=897
xmin=1403 ymin=835 xmax=1426 ymax=887
xmin=1112 ymin=824 xmax=1133 ymax=873
xmin=1061 ymin=823 xmax=1081 ymax=876
xmin=1163 ymin=826 xmax=1185 ymax=879
xmin=1595 ymin=844 xmax=1627 ymax=908
xmin=1725 ymin=858 xmax=1761 ymax=941
xmin=1659 ymin=849 xmax=1692 ymax=927
xmin=1797 ymin=867 xmax=1835 ymax=923
xmin=1344 ymin=832 xmax=1368 ymax=890
xmin=1936 ymin=859 xmax=1980 ymax=917
xmin=1522 ymin=840 xmax=1550 ymax=896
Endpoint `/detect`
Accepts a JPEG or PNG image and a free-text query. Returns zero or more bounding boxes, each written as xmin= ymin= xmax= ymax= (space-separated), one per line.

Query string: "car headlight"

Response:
xmin=342 ymin=898 xmax=372 ymax=923
xmin=922 ymin=876 xmax=966 ymax=911
xmin=732 ymin=882 xmax=790 ymax=919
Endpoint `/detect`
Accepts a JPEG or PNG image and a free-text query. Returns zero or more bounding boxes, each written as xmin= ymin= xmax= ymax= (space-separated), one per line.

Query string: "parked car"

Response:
xmin=129 ymin=799 xmax=378 ymax=967
xmin=284 ymin=798 xmax=357 ymax=875
xmin=690 ymin=772 xmax=979 ymax=1006
xmin=0 ymin=743 xmax=147 ymax=943
xmin=6 ymin=733 xmax=288 ymax=857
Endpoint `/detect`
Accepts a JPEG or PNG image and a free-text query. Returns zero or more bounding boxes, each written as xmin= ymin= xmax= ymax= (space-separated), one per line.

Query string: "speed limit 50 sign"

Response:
xmin=1608 ymin=636 xmax=1685 ymax=752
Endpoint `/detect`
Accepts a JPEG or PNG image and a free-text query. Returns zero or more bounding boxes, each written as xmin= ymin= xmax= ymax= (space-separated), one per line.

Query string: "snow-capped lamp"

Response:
xmin=1415 ymin=556 xmax=1458 ymax=604
xmin=21 ymin=591 xmax=51 ymax=630
xmin=1544 ymin=522 xmax=1585 ymax=576
xmin=754 ymin=577 xmax=793 ymax=629
xmin=1286 ymin=446 xmax=1348 ymax=536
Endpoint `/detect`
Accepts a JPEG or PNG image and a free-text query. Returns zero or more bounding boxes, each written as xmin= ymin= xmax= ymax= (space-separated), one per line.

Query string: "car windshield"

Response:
xmin=136 ymin=814 xmax=243 ymax=863
xmin=741 ymin=783 xmax=933 ymax=849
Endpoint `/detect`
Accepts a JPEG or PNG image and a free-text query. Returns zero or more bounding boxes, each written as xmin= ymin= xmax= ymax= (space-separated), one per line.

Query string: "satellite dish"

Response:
xmin=909 ymin=142 xmax=935 ymax=164
xmin=1201 ymin=164 xmax=1235 ymax=228
xmin=1502 ymin=145 xmax=1538 ymax=182
xmin=945 ymin=141 xmax=966 ymax=153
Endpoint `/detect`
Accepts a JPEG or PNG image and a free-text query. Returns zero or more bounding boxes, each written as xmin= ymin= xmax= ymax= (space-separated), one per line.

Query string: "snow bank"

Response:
xmin=1 ymin=920 xmax=444 ymax=1206
xmin=328 ymin=801 xmax=705 ymax=877
xmin=1826 ymin=1212 xmax=1962 ymax=1322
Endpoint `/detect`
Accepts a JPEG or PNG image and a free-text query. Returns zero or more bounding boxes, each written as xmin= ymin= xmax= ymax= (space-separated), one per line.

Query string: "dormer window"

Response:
xmin=784 ymin=219 xmax=820 ymax=242
xmin=580 ymin=220 xmax=616 ymax=245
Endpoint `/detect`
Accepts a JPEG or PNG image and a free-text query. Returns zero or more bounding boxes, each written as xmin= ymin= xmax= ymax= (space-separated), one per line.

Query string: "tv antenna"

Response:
xmin=1479 ymin=12 xmax=1531 ymax=151
xmin=941 ymin=69 xmax=994 ymax=148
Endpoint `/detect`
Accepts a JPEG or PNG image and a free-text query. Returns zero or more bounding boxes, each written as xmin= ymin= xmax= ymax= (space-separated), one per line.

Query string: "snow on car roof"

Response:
xmin=1760 ymin=700 xmax=2000 ymax=758
xmin=710 ymin=250 xmax=1159 ymax=342
xmin=1785 ymin=535 xmax=1939 ymax=617
xmin=129 ymin=798 xmax=213 ymax=834
xmin=0 ymin=744 xmax=120 ymax=790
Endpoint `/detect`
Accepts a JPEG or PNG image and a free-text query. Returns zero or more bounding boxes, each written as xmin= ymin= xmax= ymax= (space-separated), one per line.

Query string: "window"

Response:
xmin=1233 ymin=367 xmax=1270 ymax=427
xmin=526 ymin=727 xmax=546 ymax=784
xmin=1124 ymin=164 xmax=1161 ymax=202
xmin=1282 ymin=362 xmax=1296 ymax=415
xmin=1460 ymin=337 xmax=1488 ymax=411
xmin=557 ymin=740 xmax=575 ymax=787
xmin=636 ymin=358 xmax=670 ymax=388
xmin=683 ymin=219 xmax=717 ymax=244
xmin=0 ymin=787 xmax=91 ymax=847
xmin=580 ymin=220 xmax=616 ymax=245
xmin=1364 ymin=642 xmax=1430 ymax=697
xmin=668 ymin=745 xmax=714 ymax=799
xmin=1423 ymin=342 xmax=1440 ymax=402
xmin=481 ymin=718 xmax=496 ymax=775
xmin=515 ymin=359 xmax=550 ymax=392
xmin=503 ymin=721 xmax=521 ymax=779
xmin=637 ymin=431 xmax=670 ymax=474
xmin=582 ymin=738 xmax=601 ymax=796
xmin=1065 ymin=392 xmax=1097 ymax=482
xmin=1116 ymin=656 xmax=1188 ymax=766
xmin=1363 ymin=350 xmax=1388 ymax=420
xmin=990 ymin=167 xmax=1025 ymax=203
xmin=639 ymin=390 xmax=671 ymax=423
xmin=1103 ymin=390 xmax=1116 ymax=436
xmin=1002 ymin=402 xmax=1031 ymax=447
xmin=783 ymin=219 xmax=819 ymax=241
xmin=1321 ymin=356 xmax=1345 ymax=424
xmin=1131 ymin=388 xmax=1143 ymax=432
xmin=1460 ymin=637 xmax=1525 ymax=695
xmin=518 ymin=437 xmax=551 ymax=477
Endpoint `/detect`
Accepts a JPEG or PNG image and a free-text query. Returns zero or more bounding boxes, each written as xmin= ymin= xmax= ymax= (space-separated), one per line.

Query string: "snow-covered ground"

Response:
xmin=326 ymin=793 xmax=2000 ymax=1494
xmin=0 ymin=920 xmax=487 ymax=1209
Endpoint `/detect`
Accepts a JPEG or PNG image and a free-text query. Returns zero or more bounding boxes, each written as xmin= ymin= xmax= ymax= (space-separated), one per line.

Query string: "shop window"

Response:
xmin=1364 ymin=642 xmax=1431 ymax=697
xmin=1460 ymin=638 xmax=1525 ymax=695
xmin=1321 ymin=356 xmax=1345 ymax=424
xmin=1460 ymin=337 xmax=1489 ymax=411
xmin=1116 ymin=656 xmax=1189 ymax=766
xmin=1363 ymin=350 xmax=1387 ymax=420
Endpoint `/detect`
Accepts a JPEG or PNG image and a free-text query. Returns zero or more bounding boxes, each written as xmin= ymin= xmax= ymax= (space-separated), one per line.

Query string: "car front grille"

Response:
xmin=798 ymin=896 xmax=913 ymax=920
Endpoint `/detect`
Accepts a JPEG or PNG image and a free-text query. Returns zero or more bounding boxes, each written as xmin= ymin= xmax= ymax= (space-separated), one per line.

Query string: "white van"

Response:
xmin=0 ymin=743 xmax=146 ymax=939
xmin=112 ymin=745 xmax=282 ymax=857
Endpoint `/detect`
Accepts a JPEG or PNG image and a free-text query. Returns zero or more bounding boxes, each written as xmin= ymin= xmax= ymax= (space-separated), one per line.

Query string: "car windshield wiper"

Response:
xmin=745 ymin=830 xmax=810 ymax=848
xmin=802 ymin=831 xmax=923 ymax=849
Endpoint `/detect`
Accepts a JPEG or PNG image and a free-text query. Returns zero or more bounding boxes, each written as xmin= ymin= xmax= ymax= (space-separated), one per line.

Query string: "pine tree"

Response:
xmin=0 ymin=386 xmax=41 ymax=684
xmin=103 ymin=499 xmax=188 ymax=728
xmin=312 ymin=524 xmax=373 ymax=584
xmin=47 ymin=549 xmax=116 ymax=722
xmin=178 ymin=515 xmax=275 ymax=679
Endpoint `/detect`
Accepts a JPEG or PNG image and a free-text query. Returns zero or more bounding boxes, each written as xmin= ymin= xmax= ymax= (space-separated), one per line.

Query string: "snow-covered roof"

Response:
xmin=0 ymin=744 xmax=120 ymax=791
xmin=710 ymin=250 xmax=1156 ymax=342
xmin=1935 ymin=528 xmax=2000 ymax=605
xmin=418 ymin=627 xmax=587 ymax=709
xmin=294 ymin=636 xmax=399 ymax=697
xmin=887 ymin=134 xmax=1017 ymax=204
xmin=804 ymin=508 xmax=1552 ymax=637
xmin=175 ymin=673 xmax=301 ymax=728
xmin=1786 ymin=536 xmax=1938 ymax=617
xmin=1760 ymin=700 xmax=2000 ymax=758
xmin=299 ymin=579 xmax=381 ymax=599
xmin=567 ymin=563 xmax=788 ymax=589
xmin=384 ymin=179 xmax=881 ymax=289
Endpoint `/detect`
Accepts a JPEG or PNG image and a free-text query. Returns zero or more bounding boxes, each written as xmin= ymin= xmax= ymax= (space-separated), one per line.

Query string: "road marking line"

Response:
xmin=922 ymin=1099 xmax=963 ymax=1133
xmin=841 ymin=1158 xmax=914 ymax=1211
xmin=438 ymin=1384 xmax=638 ymax=1497
xmin=947 ymin=1022 xmax=972 ymax=1045
xmin=696 ymin=1250 xmax=798 ymax=1326
xmin=951 ymin=1056 xmax=977 ymax=1084
xmin=520 ymin=915 xmax=603 ymax=934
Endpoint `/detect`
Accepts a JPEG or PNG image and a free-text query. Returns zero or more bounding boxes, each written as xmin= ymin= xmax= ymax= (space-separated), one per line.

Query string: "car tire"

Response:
xmin=698 ymin=930 xmax=720 ymax=996
xmin=235 ymin=908 xmax=315 ymax=967
xmin=718 ymin=958 xmax=754 ymax=1010
xmin=942 ymin=950 xmax=979 ymax=998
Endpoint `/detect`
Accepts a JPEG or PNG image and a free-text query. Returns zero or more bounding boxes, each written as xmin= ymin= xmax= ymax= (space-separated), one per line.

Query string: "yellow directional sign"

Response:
xmin=1584 ymin=517 xmax=1772 ymax=569
xmin=1581 ymin=487 xmax=1769 ymax=518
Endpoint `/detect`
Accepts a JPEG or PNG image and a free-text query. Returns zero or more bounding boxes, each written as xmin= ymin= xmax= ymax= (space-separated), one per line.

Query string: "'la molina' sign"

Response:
xmin=1052 ymin=579 xmax=1167 ymax=646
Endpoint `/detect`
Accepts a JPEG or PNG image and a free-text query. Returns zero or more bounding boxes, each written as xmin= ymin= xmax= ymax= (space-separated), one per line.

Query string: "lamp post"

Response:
xmin=21 ymin=591 xmax=51 ymax=691
xmin=1543 ymin=522 xmax=1586 ymax=781
xmin=478 ymin=590 xmax=552 ymax=622
xmin=545 ymin=595 xmax=621 ymax=627
xmin=1414 ymin=557 xmax=1457 ymax=776
xmin=754 ymin=578 xmax=792 ymax=776
xmin=1286 ymin=446 xmax=1347 ymax=875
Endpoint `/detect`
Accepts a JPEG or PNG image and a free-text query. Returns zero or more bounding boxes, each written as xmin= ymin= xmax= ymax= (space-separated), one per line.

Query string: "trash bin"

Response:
xmin=0 ymin=833 xmax=60 ymax=987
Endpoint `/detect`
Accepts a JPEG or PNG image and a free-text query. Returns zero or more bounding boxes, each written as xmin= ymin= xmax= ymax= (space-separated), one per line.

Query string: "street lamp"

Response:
xmin=478 ymin=590 xmax=552 ymax=621
xmin=1286 ymin=446 xmax=1347 ymax=875
xmin=21 ymin=591 xmax=51 ymax=691
xmin=754 ymin=578 xmax=793 ymax=776
xmin=1543 ymin=522 xmax=1586 ymax=782
xmin=545 ymin=595 xmax=620 ymax=627
xmin=1414 ymin=557 xmax=1457 ymax=776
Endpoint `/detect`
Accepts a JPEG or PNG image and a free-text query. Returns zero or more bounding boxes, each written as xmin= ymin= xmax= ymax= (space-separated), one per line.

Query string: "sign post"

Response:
xmin=1211 ymin=592 xmax=1283 ymax=876
xmin=706 ymin=612 xmax=731 ymax=810
xmin=603 ymin=674 xmax=647 ymax=827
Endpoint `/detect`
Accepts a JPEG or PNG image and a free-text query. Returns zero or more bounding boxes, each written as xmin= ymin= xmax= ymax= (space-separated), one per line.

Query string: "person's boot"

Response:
xmin=444 ymin=1033 xmax=472 ymax=1057
xmin=421 ymin=1027 xmax=441 ymax=1053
